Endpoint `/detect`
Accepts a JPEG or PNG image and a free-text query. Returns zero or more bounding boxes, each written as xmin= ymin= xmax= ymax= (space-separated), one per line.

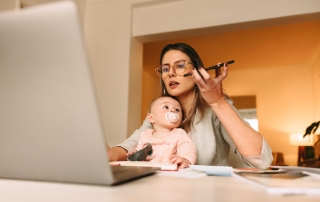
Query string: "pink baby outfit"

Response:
xmin=135 ymin=128 xmax=197 ymax=165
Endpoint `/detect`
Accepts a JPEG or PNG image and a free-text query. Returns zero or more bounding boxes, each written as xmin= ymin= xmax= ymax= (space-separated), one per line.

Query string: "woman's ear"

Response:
xmin=147 ymin=113 xmax=155 ymax=123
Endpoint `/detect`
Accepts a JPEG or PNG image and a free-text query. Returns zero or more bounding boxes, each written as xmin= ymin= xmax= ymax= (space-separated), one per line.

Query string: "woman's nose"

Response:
xmin=168 ymin=67 xmax=176 ymax=77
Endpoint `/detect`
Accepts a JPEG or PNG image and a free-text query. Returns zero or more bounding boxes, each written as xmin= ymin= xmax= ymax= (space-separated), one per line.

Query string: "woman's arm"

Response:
xmin=191 ymin=65 xmax=264 ymax=156
xmin=211 ymin=99 xmax=263 ymax=156
xmin=106 ymin=144 xmax=128 ymax=161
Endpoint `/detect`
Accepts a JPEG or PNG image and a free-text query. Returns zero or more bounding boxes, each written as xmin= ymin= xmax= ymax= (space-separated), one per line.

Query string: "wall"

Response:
xmin=142 ymin=21 xmax=320 ymax=166
xmin=0 ymin=0 xmax=18 ymax=11
xmin=1 ymin=0 xmax=319 ymax=165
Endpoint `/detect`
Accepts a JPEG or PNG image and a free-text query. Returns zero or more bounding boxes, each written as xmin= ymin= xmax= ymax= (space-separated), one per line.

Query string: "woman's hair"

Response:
xmin=159 ymin=43 xmax=209 ymax=133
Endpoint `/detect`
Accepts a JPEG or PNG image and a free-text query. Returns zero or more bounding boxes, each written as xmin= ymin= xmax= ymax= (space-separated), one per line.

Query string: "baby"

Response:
xmin=128 ymin=96 xmax=197 ymax=168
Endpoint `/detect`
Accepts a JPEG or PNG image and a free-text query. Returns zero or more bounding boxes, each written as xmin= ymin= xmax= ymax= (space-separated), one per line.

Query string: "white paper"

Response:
xmin=189 ymin=165 xmax=233 ymax=176
xmin=156 ymin=168 xmax=206 ymax=179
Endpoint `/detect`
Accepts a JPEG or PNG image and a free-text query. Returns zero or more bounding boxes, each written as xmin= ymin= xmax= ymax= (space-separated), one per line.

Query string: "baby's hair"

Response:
xmin=148 ymin=96 xmax=179 ymax=113
xmin=148 ymin=98 xmax=157 ymax=113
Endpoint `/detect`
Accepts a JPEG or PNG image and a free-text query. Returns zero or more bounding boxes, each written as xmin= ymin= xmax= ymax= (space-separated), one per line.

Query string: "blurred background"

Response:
xmin=1 ymin=0 xmax=319 ymax=166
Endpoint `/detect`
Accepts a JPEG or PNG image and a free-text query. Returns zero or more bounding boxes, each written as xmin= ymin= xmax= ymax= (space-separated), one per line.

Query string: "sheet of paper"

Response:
xmin=156 ymin=168 xmax=206 ymax=179
xmin=302 ymin=171 xmax=320 ymax=180
xmin=189 ymin=165 xmax=233 ymax=176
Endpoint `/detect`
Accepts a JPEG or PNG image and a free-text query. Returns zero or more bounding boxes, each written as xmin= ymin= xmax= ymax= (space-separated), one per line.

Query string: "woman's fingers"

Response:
xmin=192 ymin=62 xmax=229 ymax=86
xmin=215 ymin=63 xmax=228 ymax=82
xmin=191 ymin=67 xmax=208 ymax=88
xmin=190 ymin=62 xmax=229 ymax=105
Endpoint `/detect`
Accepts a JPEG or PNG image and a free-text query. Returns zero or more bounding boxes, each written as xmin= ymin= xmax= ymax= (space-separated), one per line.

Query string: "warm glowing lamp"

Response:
xmin=289 ymin=133 xmax=314 ymax=146
xmin=289 ymin=133 xmax=314 ymax=165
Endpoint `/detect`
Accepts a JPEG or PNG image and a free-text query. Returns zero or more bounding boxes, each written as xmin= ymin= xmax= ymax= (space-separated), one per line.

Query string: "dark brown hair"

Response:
xmin=159 ymin=43 xmax=209 ymax=133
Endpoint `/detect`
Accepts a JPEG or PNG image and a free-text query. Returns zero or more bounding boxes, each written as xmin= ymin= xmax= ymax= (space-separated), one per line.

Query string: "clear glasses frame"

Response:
xmin=155 ymin=60 xmax=193 ymax=77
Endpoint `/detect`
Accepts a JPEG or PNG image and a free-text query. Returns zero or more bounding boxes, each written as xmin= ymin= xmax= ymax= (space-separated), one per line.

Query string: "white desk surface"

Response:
xmin=1 ymin=173 xmax=320 ymax=202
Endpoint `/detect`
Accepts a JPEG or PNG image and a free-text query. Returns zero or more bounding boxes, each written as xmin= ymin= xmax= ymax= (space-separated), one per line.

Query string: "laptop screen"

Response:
xmin=0 ymin=1 xmax=117 ymax=185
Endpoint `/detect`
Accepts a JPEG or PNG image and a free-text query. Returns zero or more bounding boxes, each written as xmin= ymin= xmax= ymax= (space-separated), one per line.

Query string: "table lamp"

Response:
xmin=289 ymin=133 xmax=314 ymax=164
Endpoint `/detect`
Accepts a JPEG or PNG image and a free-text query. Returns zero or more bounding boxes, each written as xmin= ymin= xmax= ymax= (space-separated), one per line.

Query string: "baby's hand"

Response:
xmin=169 ymin=155 xmax=190 ymax=168
xmin=127 ymin=149 xmax=137 ymax=157
xmin=127 ymin=143 xmax=153 ymax=161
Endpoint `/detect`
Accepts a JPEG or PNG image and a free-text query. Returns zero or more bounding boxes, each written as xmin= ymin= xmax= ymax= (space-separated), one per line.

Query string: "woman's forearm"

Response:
xmin=210 ymin=100 xmax=263 ymax=156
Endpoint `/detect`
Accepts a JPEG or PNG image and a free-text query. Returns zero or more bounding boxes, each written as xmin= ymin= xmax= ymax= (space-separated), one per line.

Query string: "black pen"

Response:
xmin=183 ymin=60 xmax=235 ymax=77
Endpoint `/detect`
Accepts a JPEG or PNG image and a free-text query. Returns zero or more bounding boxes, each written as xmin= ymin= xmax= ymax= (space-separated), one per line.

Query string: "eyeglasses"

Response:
xmin=155 ymin=60 xmax=193 ymax=77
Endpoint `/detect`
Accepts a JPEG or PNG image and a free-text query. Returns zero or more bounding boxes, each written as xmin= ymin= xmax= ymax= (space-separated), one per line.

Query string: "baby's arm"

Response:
xmin=127 ymin=142 xmax=153 ymax=161
xmin=175 ymin=129 xmax=197 ymax=166
xmin=127 ymin=131 xmax=153 ymax=161
xmin=127 ymin=138 xmax=145 ymax=156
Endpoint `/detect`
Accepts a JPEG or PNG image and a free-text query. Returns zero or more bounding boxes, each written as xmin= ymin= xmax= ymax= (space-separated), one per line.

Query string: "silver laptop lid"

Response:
xmin=0 ymin=1 xmax=116 ymax=185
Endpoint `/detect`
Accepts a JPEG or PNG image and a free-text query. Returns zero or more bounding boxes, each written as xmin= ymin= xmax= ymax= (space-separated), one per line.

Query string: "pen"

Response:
xmin=183 ymin=60 xmax=235 ymax=77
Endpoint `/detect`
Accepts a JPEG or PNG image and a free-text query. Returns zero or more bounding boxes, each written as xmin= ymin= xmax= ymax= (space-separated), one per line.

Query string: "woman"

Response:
xmin=107 ymin=43 xmax=273 ymax=169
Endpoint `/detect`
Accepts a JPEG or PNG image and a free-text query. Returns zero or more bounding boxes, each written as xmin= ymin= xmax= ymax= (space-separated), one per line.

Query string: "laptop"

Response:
xmin=0 ymin=1 xmax=159 ymax=185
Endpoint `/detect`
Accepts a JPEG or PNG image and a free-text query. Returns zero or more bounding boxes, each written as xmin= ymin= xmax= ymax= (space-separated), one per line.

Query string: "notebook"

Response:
xmin=0 ymin=1 xmax=159 ymax=185
xmin=110 ymin=161 xmax=178 ymax=171
xmin=233 ymin=166 xmax=320 ymax=195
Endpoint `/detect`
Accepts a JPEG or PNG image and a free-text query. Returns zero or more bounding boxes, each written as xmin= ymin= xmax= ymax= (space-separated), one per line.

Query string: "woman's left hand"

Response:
xmin=191 ymin=63 xmax=229 ymax=107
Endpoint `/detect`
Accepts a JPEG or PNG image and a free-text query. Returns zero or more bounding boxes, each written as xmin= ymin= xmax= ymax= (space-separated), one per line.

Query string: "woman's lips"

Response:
xmin=169 ymin=81 xmax=179 ymax=89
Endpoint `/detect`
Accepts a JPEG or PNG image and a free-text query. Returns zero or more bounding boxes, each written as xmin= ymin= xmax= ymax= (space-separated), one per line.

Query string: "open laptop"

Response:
xmin=0 ymin=1 xmax=159 ymax=185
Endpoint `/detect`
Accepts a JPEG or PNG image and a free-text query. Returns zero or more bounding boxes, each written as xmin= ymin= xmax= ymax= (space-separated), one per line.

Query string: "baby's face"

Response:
xmin=150 ymin=97 xmax=182 ymax=128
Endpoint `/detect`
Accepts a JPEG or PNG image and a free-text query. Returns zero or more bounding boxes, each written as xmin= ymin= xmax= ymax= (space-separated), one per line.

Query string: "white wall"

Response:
xmin=0 ymin=0 xmax=87 ymax=21
xmin=0 ymin=0 xmax=19 ymax=11
xmin=132 ymin=0 xmax=320 ymax=42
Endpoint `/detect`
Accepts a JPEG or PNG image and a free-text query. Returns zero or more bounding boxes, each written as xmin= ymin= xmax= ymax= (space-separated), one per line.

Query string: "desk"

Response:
xmin=1 ymin=173 xmax=320 ymax=202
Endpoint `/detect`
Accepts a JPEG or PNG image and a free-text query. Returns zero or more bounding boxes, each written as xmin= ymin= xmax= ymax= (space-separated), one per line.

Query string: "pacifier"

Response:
xmin=165 ymin=112 xmax=179 ymax=123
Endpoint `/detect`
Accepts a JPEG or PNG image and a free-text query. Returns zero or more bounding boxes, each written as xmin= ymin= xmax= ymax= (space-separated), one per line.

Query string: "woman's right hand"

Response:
xmin=191 ymin=63 xmax=229 ymax=107
xmin=106 ymin=143 xmax=128 ymax=161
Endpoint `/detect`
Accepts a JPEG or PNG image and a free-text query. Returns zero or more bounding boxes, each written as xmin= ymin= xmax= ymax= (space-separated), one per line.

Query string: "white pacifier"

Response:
xmin=165 ymin=112 xmax=180 ymax=123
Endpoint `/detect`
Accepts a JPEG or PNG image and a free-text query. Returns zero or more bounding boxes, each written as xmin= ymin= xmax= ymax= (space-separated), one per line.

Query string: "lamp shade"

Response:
xmin=289 ymin=133 xmax=314 ymax=146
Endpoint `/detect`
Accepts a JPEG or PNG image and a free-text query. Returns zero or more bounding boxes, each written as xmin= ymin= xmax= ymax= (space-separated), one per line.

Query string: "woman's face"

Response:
xmin=161 ymin=50 xmax=196 ymax=98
